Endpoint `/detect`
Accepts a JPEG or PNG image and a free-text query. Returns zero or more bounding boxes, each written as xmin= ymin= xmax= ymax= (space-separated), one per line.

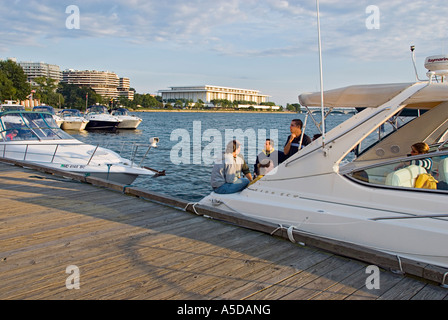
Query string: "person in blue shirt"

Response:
xmin=283 ymin=119 xmax=311 ymax=159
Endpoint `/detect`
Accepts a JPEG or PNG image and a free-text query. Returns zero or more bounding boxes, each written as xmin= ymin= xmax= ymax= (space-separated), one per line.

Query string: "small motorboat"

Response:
xmin=84 ymin=105 xmax=120 ymax=131
xmin=110 ymin=107 xmax=142 ymax=129
xmin=32 ymin=105 xmax=64 ymax=128
xmin=0 ymin=109 xmax=162 ymax=185
xmin=59 ymin=109 xmax=89 ymax=131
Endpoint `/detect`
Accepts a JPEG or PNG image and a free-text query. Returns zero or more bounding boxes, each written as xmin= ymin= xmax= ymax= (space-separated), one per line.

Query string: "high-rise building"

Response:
xmin=62 ymin=69 xmax=120 ymax=100
xmin=14 ymin=59 xmax=62 ymax=85
xmin=117 ymin=77 xmax=134 ymax=101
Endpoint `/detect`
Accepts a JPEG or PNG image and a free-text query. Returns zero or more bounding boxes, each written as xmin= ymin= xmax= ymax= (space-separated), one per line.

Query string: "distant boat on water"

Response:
xmin=84 ymin=105 xmax=120 ymax=131
xmin=110 ymin=107 xmax=142 ymax=129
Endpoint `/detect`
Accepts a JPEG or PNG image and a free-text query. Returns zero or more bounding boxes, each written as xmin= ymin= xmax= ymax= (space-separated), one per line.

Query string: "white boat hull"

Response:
xmin=117 ymin=118 xmax=142 ymax=129
xmin=200 ymin=172 xmax=448 ymax=268
xmin=61 ymin=120 xmax=88 ymax=131
xmin=0 ymin=140 xmax=155 ymax=184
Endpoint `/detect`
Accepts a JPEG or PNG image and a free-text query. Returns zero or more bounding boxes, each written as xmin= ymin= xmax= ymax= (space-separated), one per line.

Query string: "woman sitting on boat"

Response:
xmin=210 ymin=140 xmax=253 ymax=194
xmin=409 ymin=142 xmax=433 ymax=170
xmin=395 ymin=142 xmax=433 ymax=171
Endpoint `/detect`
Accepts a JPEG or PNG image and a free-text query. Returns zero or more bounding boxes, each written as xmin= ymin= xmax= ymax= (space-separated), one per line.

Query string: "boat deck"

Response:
xmin=1 ymin=160 xmax=447 ymax=300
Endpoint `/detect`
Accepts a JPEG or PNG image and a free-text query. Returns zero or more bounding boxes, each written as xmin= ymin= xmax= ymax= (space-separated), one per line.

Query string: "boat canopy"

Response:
xmin=299 ymin=82 xmax=448 ymax=109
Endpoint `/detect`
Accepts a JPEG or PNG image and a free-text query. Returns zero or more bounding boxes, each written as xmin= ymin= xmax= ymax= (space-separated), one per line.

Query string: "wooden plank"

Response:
xmin=185 ymin=203 xmax=448 ymax=286
xmin=1 ymin=160 xmax=447 ymax=300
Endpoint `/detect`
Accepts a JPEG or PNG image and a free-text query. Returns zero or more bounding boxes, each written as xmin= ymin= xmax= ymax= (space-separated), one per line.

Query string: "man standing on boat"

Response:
xmin=283 ymin=119 xmax=311 ymax=159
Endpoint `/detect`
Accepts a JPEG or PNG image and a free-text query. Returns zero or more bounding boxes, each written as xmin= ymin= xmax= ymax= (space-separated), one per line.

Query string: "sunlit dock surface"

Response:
xmin=1 ymin=160 xmax=447 ymax=300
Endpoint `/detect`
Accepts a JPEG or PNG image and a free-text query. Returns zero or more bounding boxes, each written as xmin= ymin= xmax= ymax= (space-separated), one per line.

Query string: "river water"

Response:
xmin=71 ymin=111 xmax=351 ymax=202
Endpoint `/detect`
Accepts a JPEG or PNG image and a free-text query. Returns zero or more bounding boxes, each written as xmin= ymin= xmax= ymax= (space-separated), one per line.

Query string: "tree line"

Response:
xmin=0 ymin=59 xmax=163 ymax=110
xmin=0 ymin=59 xmax=300 ymax=111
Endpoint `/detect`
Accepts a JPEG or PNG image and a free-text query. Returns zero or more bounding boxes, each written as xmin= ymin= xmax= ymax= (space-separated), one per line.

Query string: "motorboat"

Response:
xmin=59 ymin=109 xmax=89 ymax=131
xmin=199 ymin=55 xmax=448 ymax=269
xmin=1 ymin=101 xmax=25 ymax=111
xmin=0 ymin=109 xmax=162 ymax=184
xmin=110 ymin=107 xmax=142 ymax=129
xmin=84 ymin=105 xmax=120 ymax=131
xmin=32 ymin=105 xmax=63 ymax=127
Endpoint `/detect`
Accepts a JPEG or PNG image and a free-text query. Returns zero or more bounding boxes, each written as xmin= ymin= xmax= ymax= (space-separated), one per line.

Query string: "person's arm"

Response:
xmin=241 ymin=159 xmax=253 ymax=181
xmin=284 ymin=134 xmax=295 ymax=155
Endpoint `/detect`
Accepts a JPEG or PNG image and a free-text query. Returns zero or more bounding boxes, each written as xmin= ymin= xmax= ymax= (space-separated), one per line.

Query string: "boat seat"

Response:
xmin=438 ymin=157 xmax=448 ymax=183
xmin=385 ymin=164 xmax=427 ymax=188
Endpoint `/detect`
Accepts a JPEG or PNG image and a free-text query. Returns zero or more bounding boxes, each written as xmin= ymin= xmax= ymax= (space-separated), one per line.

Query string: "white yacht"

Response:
xmin=110 ymin=107 xmax=142 ymax=129
xmin=200 ymin=55 xmax=448 ymax=269
xmin=59 ymin=109 xmax=89 ymax=131
xmin=32 ymin=105 xmax=63 ymax=128
xmin=0 ymin=109 xmax=161 ymax=184
xmin=84 ymin=105 xmax=120 ymax=131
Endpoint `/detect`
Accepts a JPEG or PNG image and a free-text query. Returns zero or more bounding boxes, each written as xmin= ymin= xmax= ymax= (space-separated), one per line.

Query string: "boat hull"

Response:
xmin=117 ymin=119 xmax=142 ymax=129
xmin=61 ymin=120 xmax=88 ymax=131
xmin=85 ymin=120 xmax=120 ymax=131
xmin=200 ymin=173 xmax=448 ymax=269
xmin=0 ymin=140 xmax=155 ymax=185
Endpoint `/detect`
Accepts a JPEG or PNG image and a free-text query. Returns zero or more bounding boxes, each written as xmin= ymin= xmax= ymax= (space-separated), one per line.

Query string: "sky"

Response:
xmin=1 ymin=0 xmax=448 ymax=106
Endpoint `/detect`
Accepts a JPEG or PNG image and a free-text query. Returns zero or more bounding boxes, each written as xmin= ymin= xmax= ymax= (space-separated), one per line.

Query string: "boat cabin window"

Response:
xmin=354 ymin=111 xmax=417 ymax=157
xmin=346 ymin=151 xmax=448 ymax=192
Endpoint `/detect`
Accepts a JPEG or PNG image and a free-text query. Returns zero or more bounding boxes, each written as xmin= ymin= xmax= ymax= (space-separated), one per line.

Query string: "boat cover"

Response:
xmin=299 ymin=82 xmax=448 ymax=109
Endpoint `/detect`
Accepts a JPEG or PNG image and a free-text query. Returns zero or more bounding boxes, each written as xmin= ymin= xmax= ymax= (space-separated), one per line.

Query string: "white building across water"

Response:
xmin=159 ymin=85 xmax=271 ymax=106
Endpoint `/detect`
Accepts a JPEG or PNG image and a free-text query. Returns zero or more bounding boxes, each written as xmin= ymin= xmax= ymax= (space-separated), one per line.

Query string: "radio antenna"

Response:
xmin=316 ymin=0 xmax=326 ymax=146
xmin=410 ymin=45 xmax=424 ymax=81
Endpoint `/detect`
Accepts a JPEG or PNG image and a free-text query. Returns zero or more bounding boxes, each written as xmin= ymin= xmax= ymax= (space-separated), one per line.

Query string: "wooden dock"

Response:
xmin=1 ymin=159 xmax=447 ymax=300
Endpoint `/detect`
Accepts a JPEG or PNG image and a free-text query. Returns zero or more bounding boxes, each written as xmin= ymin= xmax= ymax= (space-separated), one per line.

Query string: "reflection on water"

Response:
xmin=69 ymin=111 xmax=351 ymax=202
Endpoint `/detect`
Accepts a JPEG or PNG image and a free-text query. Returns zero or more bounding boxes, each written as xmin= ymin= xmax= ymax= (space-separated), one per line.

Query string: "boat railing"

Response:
xmin=118 ymin=142 xmax=156 ymax=168
xmin=0 ymin=142 xmax=104 ymax=165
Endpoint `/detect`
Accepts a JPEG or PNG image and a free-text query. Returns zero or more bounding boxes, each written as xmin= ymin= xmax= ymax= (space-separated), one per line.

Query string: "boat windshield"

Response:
xmin=60 ymin=109 xmax=83 ymax=117
xmin=0 ymin=112 xmax=73 ymax=142
xmin=87 ymin=105 xmax=108 ymax=114
xmin=111 ymin=108 xmax=129 ymax=116
xmin=33 ymin=106 xmax=56 ymax=115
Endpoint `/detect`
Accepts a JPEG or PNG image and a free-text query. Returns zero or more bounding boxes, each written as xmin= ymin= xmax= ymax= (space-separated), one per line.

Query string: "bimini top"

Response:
xmin=299 ymin=82 xmax=448 ymax=109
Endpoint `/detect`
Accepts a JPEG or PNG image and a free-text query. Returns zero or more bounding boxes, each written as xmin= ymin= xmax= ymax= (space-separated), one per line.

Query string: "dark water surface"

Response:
xmin=71 ymin=111 xmax=351 ymax=202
